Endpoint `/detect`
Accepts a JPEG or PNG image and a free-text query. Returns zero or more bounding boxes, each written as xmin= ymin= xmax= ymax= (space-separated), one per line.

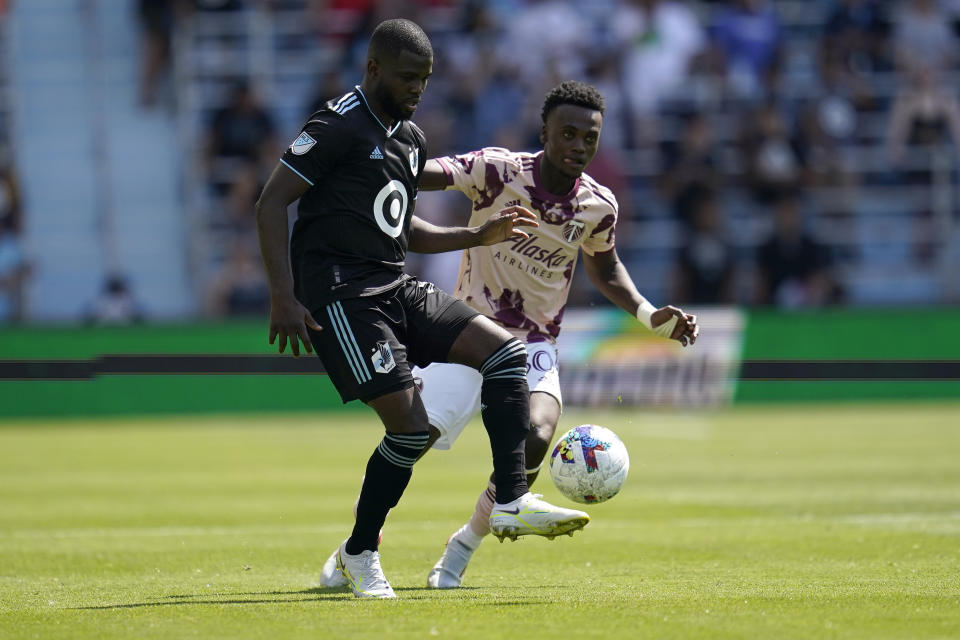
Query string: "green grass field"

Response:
xmin=2 ymin=403 xmax=959 ymax=639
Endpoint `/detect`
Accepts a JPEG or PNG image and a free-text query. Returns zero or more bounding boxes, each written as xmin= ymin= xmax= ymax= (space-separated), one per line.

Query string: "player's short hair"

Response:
xmin=368 ymin=19 xmax=433 ymax=61
xmin=541 ymin=81 xmax=605 ymax=124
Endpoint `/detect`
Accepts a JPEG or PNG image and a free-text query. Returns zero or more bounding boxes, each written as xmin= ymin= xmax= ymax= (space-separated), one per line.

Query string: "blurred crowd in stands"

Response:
xmin=12 ymin=0 xmax=960 ymax=323
xmin=0 ymin=0 xmax=26 ymax=323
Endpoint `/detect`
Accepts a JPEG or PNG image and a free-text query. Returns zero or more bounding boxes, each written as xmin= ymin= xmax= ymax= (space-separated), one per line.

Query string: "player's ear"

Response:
xmin=540 ymin=125 xmax=547 ymax=145
xmin=366 ymin=57 xmax=380 ymax=80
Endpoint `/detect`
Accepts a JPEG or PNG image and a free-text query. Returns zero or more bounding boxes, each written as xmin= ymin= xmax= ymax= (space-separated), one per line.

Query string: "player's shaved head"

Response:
xmin=362 ymin=19 xmax=433 ymax=123
xmin=368 ymin=18 xmax=433 ymax=62
xmin=541 ymin=81 xmax=605 ymax=124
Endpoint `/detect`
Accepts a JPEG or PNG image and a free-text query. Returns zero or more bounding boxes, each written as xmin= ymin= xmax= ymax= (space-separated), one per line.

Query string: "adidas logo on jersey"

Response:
xmin=370 ymin=146 xmax=384 ymax=160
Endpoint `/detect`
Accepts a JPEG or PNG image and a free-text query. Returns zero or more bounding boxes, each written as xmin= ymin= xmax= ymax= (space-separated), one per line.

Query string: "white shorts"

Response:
xmin=413 ymin=341 xmax=562 ymax=450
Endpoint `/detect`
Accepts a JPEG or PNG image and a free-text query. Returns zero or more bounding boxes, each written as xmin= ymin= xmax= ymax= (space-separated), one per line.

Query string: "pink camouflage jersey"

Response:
xmin=437 ymin=147 xmax=618 ymax=344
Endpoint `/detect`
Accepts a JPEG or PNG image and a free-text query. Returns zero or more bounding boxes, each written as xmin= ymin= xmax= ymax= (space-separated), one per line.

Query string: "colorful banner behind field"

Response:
xmin=2 ymin=308 xmax=960 ymax=417
xmin=557 ymin=308 xmax=743 ymax=407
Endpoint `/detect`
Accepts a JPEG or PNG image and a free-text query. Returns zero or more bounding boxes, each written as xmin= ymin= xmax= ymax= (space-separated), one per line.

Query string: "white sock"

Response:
xmin=454 ymin=523 xmax=484 ymax=550
xmin=468 ymin=480 xmax=496 ymax=537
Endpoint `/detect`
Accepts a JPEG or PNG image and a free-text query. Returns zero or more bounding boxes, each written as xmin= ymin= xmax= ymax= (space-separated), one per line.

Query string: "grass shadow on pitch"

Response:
xmin=164 ymin=586 xmax=481 ymax=599
xmin=74 ymin=585 xmax=496 ymax=609
xmin=73 ymin=589 xmax=356 ymax=610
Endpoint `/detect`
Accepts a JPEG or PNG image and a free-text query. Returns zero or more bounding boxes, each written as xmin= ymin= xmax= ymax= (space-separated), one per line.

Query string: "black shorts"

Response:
xmin=308 ymin=278 xmax=479 ymax=404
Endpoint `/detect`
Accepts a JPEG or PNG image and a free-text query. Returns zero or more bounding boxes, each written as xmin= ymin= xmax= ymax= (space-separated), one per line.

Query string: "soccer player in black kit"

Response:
xmin=255 ymin=19 xmax=588 ymax=599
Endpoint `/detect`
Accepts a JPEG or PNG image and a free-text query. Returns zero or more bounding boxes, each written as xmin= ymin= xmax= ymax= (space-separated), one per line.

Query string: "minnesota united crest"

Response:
xmin=562 ymin=219 xmax=586 ymax=243
xmin=371 ymin=340 xmax=396 ymax=374
xmin=409 ymin=147 xmax=420 ymax=176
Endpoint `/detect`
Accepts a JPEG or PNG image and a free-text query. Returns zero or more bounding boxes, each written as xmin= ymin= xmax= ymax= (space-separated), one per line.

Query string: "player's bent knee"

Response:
xmin=528 ymin=421 xmax=554 ymax=447
xmin=366 ymin=383 xmax=431 ymax=434
xmin=447 ymin=315 xmax=516 ymax=369
xmin=414 ymin=426 xmax=443 ymax=462
xmin=479 ymin=338 xmax=527 ymax=385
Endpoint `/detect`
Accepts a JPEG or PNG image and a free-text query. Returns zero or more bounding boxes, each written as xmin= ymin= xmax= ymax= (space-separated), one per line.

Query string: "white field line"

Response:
xmin=3 ymin=512 xmax=959 ymax=541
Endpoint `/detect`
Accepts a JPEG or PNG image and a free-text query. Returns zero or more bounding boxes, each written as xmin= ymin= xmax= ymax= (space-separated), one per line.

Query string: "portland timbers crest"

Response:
xmin=562 ymin=219 xmax=586 ymax=243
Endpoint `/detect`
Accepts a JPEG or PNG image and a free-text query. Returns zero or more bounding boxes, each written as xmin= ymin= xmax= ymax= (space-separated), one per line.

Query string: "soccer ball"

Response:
xmin=548 ymin=425 xmax=630 ymax=504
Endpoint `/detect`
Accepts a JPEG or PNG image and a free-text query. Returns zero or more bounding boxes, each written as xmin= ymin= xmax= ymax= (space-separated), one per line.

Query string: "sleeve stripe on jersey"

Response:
xmin=330 ymin=92 xmax=355 ymax=112
xmin=280 ymin=159 xmax=314 ymax=186
xmin=334 ymin=97 xmax=360 ymax=115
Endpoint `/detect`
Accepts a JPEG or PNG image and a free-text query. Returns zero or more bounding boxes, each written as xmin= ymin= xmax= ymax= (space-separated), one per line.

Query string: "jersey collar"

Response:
xmin=531 ymin=151 xmax=581 ymax=203
xmin=355 ymin=86 xmax=402 ymax=138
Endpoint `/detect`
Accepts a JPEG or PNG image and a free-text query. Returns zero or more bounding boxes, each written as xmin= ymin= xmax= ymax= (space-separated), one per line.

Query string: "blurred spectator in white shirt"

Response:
xmin=499 ymin=0 xmax=590 ymax=94
xmin=610 ymin=0 xmax=706 ymax=144
xmin=84 ymin=274 xmax=145 ymax=325
xmin=893 ymin=0 xmax=958 ymax=75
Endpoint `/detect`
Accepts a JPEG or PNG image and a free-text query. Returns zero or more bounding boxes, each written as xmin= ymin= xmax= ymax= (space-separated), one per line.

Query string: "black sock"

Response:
xmin=346 ymin=431 xmax=430 ymax=554
xmin=479 ymin=339 xmax=530 ymax=504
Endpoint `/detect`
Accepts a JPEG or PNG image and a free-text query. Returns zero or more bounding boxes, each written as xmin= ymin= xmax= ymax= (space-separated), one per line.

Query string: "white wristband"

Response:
xmin=635 ymin=299 xmax=657 ymax=330
xmin=637 ymin=299 xmax=679 ymax=338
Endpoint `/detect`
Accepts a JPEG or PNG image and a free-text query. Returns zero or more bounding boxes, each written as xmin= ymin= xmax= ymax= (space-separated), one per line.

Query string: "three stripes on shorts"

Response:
xmin=326 ymin=301 xmax=371 ymax=384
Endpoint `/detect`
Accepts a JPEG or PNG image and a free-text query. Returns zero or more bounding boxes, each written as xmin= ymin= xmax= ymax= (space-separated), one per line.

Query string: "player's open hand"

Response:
xmin=268 ymin=296 xmax=323 ymax=357
xmin=651 ymin=305 xmax=699 ymax=347
xmin=475 ymin=206 xmax=539 ymax=245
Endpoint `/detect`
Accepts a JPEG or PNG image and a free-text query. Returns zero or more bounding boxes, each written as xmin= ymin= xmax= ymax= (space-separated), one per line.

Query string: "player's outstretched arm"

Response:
xmin=582 ymin=248 xmax=698 ymax=347
xmin=254 ymin=162 xmax=323 ymax=357
xmin=418 ymin=158 xmax=449 ymax=191
xmin=408 ymin=206 xmax=538 ymax=253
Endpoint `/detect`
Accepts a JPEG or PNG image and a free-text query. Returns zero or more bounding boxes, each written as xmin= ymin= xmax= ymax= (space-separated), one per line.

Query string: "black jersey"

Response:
xmin=281 ymin=86 xmax=427 ymax=310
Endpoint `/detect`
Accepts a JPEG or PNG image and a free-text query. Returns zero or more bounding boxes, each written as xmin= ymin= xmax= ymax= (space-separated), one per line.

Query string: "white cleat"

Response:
xmin=426 ymin=531 xmax=476 ymax=589
xmin=336 ymin=541 xmax=396 ymax=599
xmin=320 ymin=526 xmax=382 ymax=588
xmin=489 ymin=493 xmax=590 ymax=542
xmin=319 ymin=543 xmax=349 ymax=588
